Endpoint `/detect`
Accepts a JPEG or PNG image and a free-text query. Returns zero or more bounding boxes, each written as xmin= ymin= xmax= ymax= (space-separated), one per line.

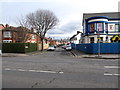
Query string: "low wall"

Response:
xmin=71 ymin=43 xmax=120 ymax=54
xmin=37 ymin=43 xmax=49 ymax=50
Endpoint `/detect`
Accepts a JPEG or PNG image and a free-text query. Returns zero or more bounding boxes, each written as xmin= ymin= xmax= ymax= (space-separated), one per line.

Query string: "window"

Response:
xmin=106 ymin=37 xmax=108 ymax=41
xmin=90 ymin=37 xmax=94 ymax=43
xmin=115 ymin=24 xmax=119 ymax=32
xmin=3 ymin=31 xmax=11 ymax=38
xmin=97 ymin=23 xmax=103 ymax=31
xmin=108 ymin=24 xmax=115 ymax=31
xmin=3 ymin=40 xmax=12 ymax=43
xmin=31 ymin=34 xmax=35 ymax=39
xmin=90 ymin=24 xmax=95 ymax=32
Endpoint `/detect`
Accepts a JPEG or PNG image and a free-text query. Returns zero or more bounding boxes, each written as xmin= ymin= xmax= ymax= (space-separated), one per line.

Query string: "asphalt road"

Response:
xmin=2 ymin=47 xmax=119 ymax=88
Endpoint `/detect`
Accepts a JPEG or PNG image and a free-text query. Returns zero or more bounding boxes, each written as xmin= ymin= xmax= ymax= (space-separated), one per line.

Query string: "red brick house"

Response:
xmin=2 ymin=24 xmax=41 ymax=43
xmin=0 ymin=24 xmax=4 ymax=43
xmin=1 ymin=24 xmax=52 ymax=50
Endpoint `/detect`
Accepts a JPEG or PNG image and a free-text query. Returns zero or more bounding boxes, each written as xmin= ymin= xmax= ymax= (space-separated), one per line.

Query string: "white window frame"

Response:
xmin=97 ymin=23 xmax=103 ymax=31
xmin=3 ymin=40 xmax=12 ymax=43
xmin=31 ymin=34 xmax=35 ymax=39
xmin=115 ymin=24 xmax=119 ymax=32
xmin=108 ymin=24 xmax=115 ymax=32
xmin=3 ymin=31 xmax=11 ymax=38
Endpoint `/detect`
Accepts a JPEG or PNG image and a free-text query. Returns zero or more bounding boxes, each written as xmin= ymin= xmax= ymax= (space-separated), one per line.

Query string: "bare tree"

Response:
xmin=26 ymin=9 xmax=59 ymax=51
xmin=17 ymin=15 xmax=32 ymax=43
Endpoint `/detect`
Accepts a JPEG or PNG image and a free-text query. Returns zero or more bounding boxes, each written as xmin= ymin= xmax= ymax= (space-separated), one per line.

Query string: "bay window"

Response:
xmin=115 ymin=24 xmax=119 ymax=32
xmin=90 ymin=23 xmax=95 ymax=32
xmin=97 ymin=23 xmax=103 ymax=32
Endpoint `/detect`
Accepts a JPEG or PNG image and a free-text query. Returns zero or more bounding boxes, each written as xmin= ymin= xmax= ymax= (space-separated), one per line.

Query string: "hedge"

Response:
xmin=2 ymin=43 xmax=37 ymax=53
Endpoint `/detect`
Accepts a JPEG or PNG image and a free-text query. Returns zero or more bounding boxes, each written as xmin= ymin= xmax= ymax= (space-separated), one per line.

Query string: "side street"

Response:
xmin=0 ymin=3 xmax=120 ymax=89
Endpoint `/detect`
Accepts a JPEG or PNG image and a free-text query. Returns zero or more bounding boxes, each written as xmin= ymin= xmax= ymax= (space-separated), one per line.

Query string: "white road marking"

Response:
xmin=35 ymin=70 xmax=57 ymax=73
xmin=104 ymin=66 xmax=120 ymax=69
xmin=4 ymin=68 xmax=63 ymax=74
xmin=104 ymin=65 xmax=119 ymax=76
xmin=59 ymin=72 xmax=64 ymax=74
xmin=28 ymin=70 xmax=36 ymax=72
xmin=113 ymin=74 xmax=119 ymax=76
xmin=4 ymin=68 xmax=11 ymax=70
xmin=18 ymin=69 xmax=27 ymax=72
xmin=104 ymin=73 xmax=120 ymax=76
xmin=104 ymin=73 xmax=113 ymax=76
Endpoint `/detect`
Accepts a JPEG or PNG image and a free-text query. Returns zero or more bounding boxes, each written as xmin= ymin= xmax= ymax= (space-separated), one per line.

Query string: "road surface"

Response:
xmin=2 ymin=47 xmax=119 ymax=88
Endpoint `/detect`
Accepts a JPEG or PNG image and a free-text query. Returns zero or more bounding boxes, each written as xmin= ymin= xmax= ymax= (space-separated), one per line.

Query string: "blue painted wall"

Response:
xmin=71 ymin=43 xmax=120 ymax=54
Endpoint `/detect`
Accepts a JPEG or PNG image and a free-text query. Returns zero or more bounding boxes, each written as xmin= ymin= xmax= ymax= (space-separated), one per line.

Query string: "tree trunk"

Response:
xmin=41 ymin=38 xmax=44 ymax=51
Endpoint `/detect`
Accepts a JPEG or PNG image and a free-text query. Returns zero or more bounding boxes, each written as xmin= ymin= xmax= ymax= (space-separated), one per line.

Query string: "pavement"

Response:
xmin=71 ymin=49 xmax=120 ymax=59
xmin=1 ymin=49 xmax=120 ymax=59
xmin=1 ymin=50 xmax=46 ymax=57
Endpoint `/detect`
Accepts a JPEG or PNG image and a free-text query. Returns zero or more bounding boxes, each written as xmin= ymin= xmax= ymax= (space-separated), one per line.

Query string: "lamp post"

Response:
xmin=97 ymin=29 xmax=100 ymax=57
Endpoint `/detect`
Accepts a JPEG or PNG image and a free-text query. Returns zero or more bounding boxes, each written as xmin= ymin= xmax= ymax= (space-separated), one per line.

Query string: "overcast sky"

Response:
xmin=0 ymin=0 xmax=119 ymax=39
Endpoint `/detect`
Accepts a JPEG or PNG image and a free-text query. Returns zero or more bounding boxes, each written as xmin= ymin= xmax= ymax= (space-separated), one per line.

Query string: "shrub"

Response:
xmin=2 ymin=43 xmax=37 ymax=53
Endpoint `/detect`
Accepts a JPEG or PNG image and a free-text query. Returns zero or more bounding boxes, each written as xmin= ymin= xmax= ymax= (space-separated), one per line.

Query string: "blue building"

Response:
xmin=71 ymin=12 xmax=120 ymax=54
xmin=81 ymin=12 xmax=120 ymax=44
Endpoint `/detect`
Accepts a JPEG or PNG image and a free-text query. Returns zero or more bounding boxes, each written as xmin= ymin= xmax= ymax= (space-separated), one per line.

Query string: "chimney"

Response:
xmin=31 ymin=27 xmax=34 ymax=32
xmin=5 ymin=24 xmax=9 ymax=28
xmin=77 ymin=31 xmax=80 ymax=34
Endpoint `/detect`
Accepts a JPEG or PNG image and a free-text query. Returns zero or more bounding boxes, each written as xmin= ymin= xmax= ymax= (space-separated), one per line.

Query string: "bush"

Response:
xmin=2 ymin=43 xmax=37 ymax=53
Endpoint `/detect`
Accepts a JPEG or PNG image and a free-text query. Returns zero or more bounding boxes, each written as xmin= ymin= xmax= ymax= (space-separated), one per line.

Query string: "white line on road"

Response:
xmin=104 ymin=66 xmax=120 ymax=69
xmin=104 ymin=73 xmax=120 ymax=76
xmin=104 ymin=73 xmax=113 ymax=76
xmin=4 ymin=68 xmax=63 ymax=74
xmin=35 ymin=70 xmax=57 ymax=73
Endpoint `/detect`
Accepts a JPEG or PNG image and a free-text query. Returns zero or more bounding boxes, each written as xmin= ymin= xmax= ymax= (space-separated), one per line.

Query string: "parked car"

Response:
xmin=66 ymin=45 xmax=72 ymax=51
xmin=62 ymin=45 xmax=67 ymax=49
xmin=47 ymin=45 xmax=55 ymax=51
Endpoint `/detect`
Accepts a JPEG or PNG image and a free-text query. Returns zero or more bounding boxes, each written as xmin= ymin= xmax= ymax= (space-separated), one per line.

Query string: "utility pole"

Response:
xmin=97 ymin=29 xmax=100 ymax=57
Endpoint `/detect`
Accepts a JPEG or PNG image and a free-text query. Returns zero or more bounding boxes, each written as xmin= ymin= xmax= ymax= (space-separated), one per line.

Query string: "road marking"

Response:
xmin=18 ymin=69 xmax=27 ymax=72
xmin=35 ymin=70 xmax=57 ymax=73
xmin=4 ymin=68 xmax=63 ymax=74
xmin=113 ymin=74 xmax=119 ymax=76
xmin=104 ymin=66 xmax=120 ymax=69
xmin=104 ymin=73 xmax=113 ymax=76
xmin=5 ymin=68 xmax=17 ymax=71
xmin=104 ymin=73 xmax=120 ymax=76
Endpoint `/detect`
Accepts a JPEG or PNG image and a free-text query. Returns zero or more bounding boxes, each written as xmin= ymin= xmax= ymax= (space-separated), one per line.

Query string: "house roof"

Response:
xmin=82 ymin=12 xmax=120 ymax=25
xmin=70 ymin=33 xmax=78 ymax=41
xmin=0 ymin=24 xmax=5 ymax=30
xmin=0 ymin=24 xmax=4 ymax=27
xmin=3 ymin=26 xmax=15 ymax=30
